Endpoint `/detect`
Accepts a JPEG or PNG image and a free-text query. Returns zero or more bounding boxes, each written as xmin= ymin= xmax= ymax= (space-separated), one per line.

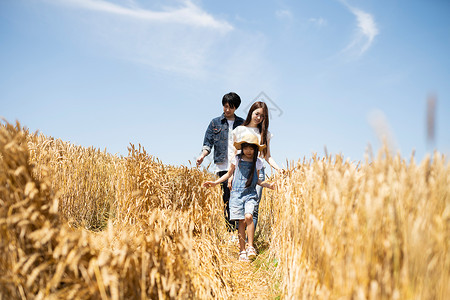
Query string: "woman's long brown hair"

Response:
xmin=243 ymin=101 xmax=269 ymax=157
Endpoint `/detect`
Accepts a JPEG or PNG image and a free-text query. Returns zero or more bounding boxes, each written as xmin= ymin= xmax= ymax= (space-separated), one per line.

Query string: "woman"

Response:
xmin=232 ymin=101 xmax=283 ymax=230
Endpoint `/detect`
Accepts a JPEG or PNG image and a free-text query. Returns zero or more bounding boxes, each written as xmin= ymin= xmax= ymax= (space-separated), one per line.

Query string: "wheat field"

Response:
xmin=0 ymin=120 xmax=448 ymax=299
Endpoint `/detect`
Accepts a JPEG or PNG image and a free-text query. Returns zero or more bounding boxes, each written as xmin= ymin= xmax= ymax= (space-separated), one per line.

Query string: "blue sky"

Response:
xmin=1 ymin=0 xmax=449 ymax=168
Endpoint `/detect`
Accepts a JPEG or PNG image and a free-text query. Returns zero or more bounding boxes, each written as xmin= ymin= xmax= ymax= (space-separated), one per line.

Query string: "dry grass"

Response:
xmin=263 ymin=148 xmax=449 ymax=299
xmin=1 ymin=120 xmax=448 ymax=299
xmin=0 ymin=121 xmax=237 ymax=299
xmin=27 ymin=132 xmax=121 ymax=231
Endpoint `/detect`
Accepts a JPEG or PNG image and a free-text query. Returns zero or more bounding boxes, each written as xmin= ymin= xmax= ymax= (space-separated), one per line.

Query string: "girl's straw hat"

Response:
xmin=234 ymin=134 xmax=266 ymax=151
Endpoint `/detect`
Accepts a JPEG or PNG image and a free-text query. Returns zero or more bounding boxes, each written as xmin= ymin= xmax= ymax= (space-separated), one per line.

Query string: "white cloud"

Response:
xmin=276 ymin=9 xmax=293 ymax=22
xmin=341 ymin=2 xmax=379 ymax=56
xmin=48 ymin=0 xmax=233 ymax=32
xmin=42 ymin=0 xmax=235 ymax=77
xmin=309 ymin=17 xmax=327 ymax=27
xmin=39 ymin=0 xmax=276 ymax=90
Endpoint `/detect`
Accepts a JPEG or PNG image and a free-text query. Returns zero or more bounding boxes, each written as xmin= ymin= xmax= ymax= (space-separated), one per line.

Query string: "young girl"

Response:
xmin=203 ymin=134 xmax=274 ymax=261
xmin=232 ymin=101 xmax=283 ymax=230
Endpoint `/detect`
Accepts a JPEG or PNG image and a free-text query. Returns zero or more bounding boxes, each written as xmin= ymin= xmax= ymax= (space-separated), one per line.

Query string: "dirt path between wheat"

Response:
xmin=222 ymin=236 xmax=278 ymax=299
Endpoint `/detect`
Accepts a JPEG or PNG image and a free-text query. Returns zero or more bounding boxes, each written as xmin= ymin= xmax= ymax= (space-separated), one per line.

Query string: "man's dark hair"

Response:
xmin=222 ymin=92 xmax=241 ymax=109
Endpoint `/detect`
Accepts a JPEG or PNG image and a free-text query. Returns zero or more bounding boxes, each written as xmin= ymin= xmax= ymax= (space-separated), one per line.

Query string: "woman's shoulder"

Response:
xmin=231 ymin=154 xmax=241 ymax=165
xmin=233 ymin=125 xmax=247 ymax=133
xmin=234 ymin=125 xmax=260 ymax=134
xmin=233 ymin=126 xmax=254 ymax=138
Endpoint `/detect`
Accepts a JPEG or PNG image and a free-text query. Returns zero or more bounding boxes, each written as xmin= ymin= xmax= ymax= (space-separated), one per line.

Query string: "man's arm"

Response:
xmin=196 ymin=149 xmax=209 ymax=166
xmin=197 ymin=120 xmax=214 ymax=166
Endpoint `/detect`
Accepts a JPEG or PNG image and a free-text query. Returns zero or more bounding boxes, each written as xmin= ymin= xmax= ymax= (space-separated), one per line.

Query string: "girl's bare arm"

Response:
xmin=257 ymin=179 xmax=275 ymax=190
xmin=203 ymin=165 xmax=235 ymax=187
xmin=257 ymin=169 xmax=275 ymax=189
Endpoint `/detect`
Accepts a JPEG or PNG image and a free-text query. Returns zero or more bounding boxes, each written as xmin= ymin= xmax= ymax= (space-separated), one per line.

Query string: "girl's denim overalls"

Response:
xmin=229 ymin=157 xmax=259 ymax=221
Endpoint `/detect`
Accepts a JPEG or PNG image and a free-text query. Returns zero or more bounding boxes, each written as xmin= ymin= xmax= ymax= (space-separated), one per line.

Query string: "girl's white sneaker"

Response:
xmin=238 ymin=250 xmax=249 ymax=262
xmin=246 ymin=246 xmax=257 ymax=260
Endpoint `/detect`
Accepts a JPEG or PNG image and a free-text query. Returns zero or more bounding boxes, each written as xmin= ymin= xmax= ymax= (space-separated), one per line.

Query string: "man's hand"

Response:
xmin=196 ymin=155 xmax=204 ymax=167
xmin=196 ymin=150 xmax=209 ymax=167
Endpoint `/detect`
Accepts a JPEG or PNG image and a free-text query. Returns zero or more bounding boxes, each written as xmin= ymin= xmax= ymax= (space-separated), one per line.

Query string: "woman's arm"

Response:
xmin=264 ymin=139 xmax=282 ymax=171
xmin=203 ymin=164 xmax=235 ymax=188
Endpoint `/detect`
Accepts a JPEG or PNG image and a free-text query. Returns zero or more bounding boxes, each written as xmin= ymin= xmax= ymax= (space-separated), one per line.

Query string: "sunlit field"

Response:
xmin=1 ymin=121 xmax=448 ymax=299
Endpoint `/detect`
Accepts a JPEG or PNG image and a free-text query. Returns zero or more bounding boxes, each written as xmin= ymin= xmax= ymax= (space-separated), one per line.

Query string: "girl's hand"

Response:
xmin=267 ymin=182 xmax=276 ymax=190
xmin=259 ymin=180 xmax=275 ymax=190
xmin=203 ymin=181 xmax=217 ymax=188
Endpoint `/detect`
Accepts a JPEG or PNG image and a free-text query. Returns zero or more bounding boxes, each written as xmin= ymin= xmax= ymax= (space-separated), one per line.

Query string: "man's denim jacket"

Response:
xmin=202 ymin=114 xmax=244 ymax=164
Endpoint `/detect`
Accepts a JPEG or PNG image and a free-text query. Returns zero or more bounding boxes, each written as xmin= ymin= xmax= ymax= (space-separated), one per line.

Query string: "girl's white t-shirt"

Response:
xmin=231 ymin=155 xmax=264 ymax=171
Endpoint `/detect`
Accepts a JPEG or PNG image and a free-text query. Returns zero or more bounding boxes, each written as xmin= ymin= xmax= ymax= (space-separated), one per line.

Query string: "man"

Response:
xmin=197 ymin=92 xmax=244 ymax=231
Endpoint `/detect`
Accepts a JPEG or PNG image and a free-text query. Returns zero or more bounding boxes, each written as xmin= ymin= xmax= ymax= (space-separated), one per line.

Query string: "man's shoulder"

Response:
xmin=209 ymin=115 xmax=224 ymax=124
xmin=235 ymin=115 xmax=245 ymax=124
xmin=209 ymin=114 xmax=243 ymax=125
